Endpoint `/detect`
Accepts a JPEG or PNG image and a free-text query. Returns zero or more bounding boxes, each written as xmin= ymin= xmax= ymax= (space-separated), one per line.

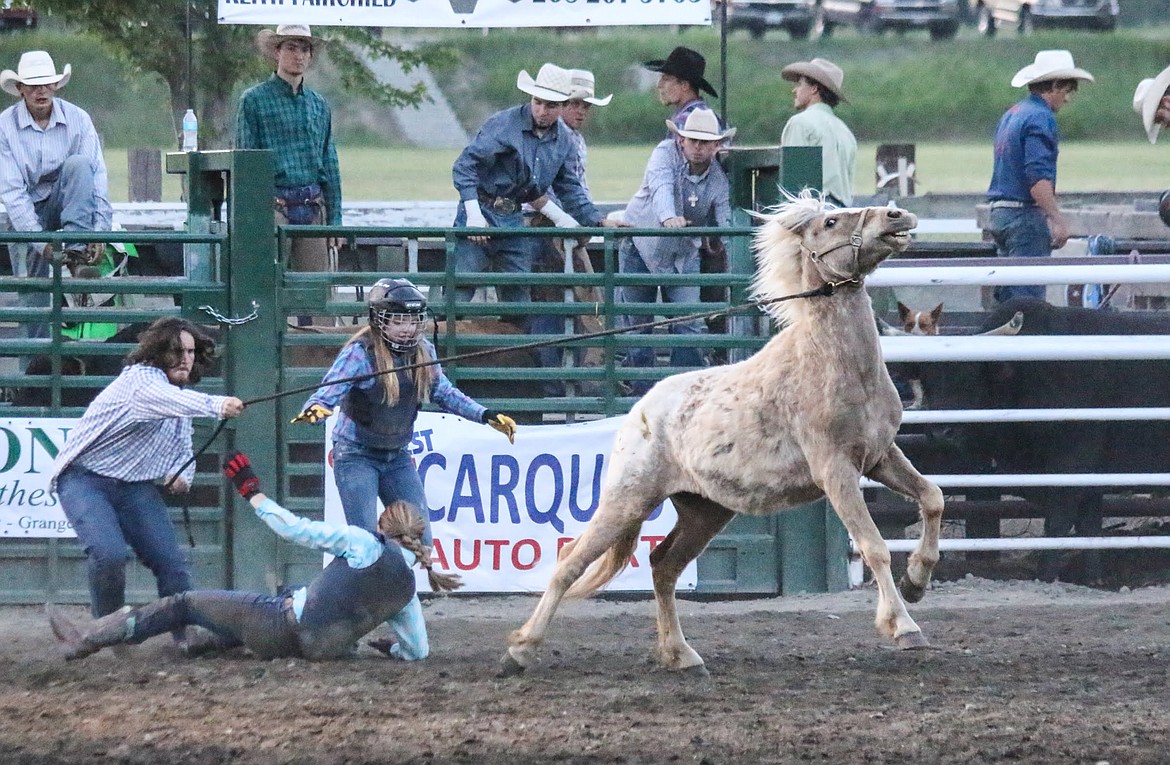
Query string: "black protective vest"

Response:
xmin=296 ymin=535 xmax=416 ymax=660
xmin=339 ymin=336 xmax=420 ymax=451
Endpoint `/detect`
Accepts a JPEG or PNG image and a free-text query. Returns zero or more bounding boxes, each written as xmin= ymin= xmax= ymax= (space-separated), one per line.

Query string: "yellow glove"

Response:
xmin=483 ymin=410 xmax=516 ymax=444
xmin=290 ymin=404 xmax=333 ymax=425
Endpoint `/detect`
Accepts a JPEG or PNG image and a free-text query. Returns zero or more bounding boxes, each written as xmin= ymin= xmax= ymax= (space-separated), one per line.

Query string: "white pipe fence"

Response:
xmin=869 ymin=262 xmax=1170 ymax=287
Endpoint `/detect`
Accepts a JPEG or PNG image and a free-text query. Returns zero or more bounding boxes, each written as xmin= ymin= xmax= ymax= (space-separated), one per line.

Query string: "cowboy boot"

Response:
xmin=47 ymin=604 xmax=134 ymax=661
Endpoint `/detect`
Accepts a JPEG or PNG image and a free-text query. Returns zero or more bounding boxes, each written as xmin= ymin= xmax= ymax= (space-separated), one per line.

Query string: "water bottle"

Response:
xmin=181 ymin=109 xmax=198 ymax=152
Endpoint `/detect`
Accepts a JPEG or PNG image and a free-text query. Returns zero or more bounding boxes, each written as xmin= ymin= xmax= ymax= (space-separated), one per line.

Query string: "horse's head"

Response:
xmin=753 ymin=194 xmax=917 ymax=312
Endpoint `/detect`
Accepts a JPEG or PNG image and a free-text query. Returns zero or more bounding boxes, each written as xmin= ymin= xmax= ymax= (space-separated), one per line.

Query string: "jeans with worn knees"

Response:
xmin=128 ymin=590 xmax=300 ymax=659
xmin=57 ymin=465 xmax=192 ymax=618
xmin=449 ymin=203 xmax=543 ymax=306
xmin=987 ymin=206 xmax=1050 ymax=303
xmin=332 ymin=436 xmax=433 ymax=545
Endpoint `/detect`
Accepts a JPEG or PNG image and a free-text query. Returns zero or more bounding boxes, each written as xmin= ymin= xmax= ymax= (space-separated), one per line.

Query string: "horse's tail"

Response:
xmin=563 ymin=525 xmax=642 ymax=599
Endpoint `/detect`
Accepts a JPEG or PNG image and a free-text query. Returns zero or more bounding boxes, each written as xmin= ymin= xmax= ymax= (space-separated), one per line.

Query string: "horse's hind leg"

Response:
xmin=501 ymin=483 xmax=662 ymax=676
xmin=650 ymin=493 xmax=734 ymax=673
xmin=866 ymin=444 xmax=945 ymax=604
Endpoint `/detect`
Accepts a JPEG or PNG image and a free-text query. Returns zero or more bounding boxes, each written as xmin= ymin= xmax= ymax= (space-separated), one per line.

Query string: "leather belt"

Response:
xmin=988 ymin=200 xmax=1030 ymax=209
xmin=478 ymin=191 xmax=520 ymax=216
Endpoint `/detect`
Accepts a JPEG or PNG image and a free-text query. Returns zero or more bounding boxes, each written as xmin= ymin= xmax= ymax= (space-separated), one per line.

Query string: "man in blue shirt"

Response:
xmin=987 ymin=50 xmax=1093 ymax=303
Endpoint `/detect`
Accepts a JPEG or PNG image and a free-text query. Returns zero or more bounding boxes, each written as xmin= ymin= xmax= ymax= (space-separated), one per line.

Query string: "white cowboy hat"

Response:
xmin=1010 ymin=49 xmax=1094 ymax=88
xmin=256 ymin=24 xmax=327 ymax=60
xmin=0 ymin=51 xmax=70 ymax=98
xmin=781 ymin=58 xmax=848 ymax=104
xmin=1133 ymin=65 xmax=1170 ymax=144
xmin=567 ymin=69 xmax=612 ymax=106
xmin=516 ymin=63 xmax=573 ymax=103
xmin=665 ymin=108 xmax=736 ymax=142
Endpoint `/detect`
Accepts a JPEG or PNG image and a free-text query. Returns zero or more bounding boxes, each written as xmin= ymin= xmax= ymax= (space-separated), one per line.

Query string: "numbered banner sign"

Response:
xmin=324 ymin=411 xmax=697 ymax=592
xmin=218 ymin=0 xmax=712 ymax=28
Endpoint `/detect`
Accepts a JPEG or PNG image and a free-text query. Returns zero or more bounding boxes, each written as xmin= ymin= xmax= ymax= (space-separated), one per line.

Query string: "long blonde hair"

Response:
xmin=347 ymin=327 xmax=436 ymax=406
xmin=377 ymin=500 xmax=462 ymax=593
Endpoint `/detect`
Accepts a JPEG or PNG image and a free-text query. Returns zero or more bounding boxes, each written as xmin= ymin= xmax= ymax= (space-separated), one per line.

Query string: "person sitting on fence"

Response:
xmin=290 ymin=278 xmax=517 ymax=545
xmin=618 ymin=108 xmax=733 ymax=395
xmin=47 ymin=453 xmax=459 ymax=661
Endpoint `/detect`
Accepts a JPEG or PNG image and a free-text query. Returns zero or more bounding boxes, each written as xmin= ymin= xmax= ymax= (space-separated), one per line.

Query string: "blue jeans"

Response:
xmin=332 ymin=436 xmax=433 ymax=545
xmin=618 ymin=239 xmax=705 ymax=393
xmin=987 ymin=206 xmax=1050 ymax=303
xmin=128 ymin=590 xmax=299 ymax=659
xmin=57 ymin=465 xmax=192 ymax=618
xmin=450 ymin=204 xmax=544 ymax=306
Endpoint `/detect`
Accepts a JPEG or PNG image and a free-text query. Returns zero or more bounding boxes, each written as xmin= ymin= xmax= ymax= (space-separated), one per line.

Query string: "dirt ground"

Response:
xmin=4 ymin=563 xmax=1170 ymax=765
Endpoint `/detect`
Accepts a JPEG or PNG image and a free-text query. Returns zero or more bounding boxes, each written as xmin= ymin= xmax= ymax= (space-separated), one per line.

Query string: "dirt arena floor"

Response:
xmin=4 ymin=564 xmax=1170 ymax=765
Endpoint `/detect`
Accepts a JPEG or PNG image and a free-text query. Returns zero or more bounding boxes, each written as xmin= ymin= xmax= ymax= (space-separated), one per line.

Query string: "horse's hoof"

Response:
xmin=679 ymin=663 xmax=710 ymax=679
xmin=898 ymin=575 xmax=927 ymax=604
xmin=496 ymin=652 xmax=527 ymax=678
xmin=895 ymin=631 xmax=930 ymax=650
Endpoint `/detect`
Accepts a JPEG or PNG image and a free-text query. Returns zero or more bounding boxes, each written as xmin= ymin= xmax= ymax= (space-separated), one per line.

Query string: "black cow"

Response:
xmin=893 ymin=298 xmax=1170 ymax=583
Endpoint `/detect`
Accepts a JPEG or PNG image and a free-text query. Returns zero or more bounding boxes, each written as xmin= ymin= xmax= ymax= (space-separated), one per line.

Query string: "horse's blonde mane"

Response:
xmin=750 ymin=190 xmax=829 ymax=327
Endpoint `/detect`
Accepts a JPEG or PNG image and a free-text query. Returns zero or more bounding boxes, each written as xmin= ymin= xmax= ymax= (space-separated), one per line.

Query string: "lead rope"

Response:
xmin=167 ymin=281 xmax=837 ymax=545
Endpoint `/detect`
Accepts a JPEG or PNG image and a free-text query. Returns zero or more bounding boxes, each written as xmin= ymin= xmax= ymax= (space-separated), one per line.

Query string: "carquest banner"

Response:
xmin=324 ymin=411 xmax=697 ymax=592
xmin=218 ymin=0 xmax=712 ymax=28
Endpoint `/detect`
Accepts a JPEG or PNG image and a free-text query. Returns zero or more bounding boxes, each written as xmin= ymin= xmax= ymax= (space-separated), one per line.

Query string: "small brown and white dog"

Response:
xmin=897 ymin=301 xmax=943 ymax=336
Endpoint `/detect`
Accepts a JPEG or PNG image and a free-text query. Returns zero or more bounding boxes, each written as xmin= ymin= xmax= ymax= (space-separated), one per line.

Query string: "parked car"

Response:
xmin=812 ymin=0 xmax=963 ymax=40
xmin=974 ymin=0 xmax=1118 ymax=34
xmin=718 ymin=0 xmax=817 ymax=39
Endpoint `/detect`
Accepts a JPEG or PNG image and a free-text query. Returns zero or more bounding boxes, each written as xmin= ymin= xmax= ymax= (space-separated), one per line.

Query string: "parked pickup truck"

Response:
xmin=812 ymin=0 xmax=962 ymax=39
xmin=719 ymin=0 xmax=817 ymax=39
xmin=974 ymin=0 xmax=1118 ymax=35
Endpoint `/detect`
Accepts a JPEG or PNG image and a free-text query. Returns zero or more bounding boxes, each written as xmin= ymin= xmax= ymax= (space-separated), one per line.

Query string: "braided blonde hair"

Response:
xmin=377 ymin=500 xmax=462 ymax=593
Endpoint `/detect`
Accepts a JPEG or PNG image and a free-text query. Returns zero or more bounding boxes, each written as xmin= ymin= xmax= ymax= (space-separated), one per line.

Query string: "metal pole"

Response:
xmin=719 ymin=0 xmax=728 ymax=128
xmin=186 ymin=0 xmax=194 ymax=111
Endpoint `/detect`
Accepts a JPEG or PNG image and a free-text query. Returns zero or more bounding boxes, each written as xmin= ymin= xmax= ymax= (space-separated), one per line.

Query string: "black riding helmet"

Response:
xmin=368 ymin=278 xmax=428 ymax=351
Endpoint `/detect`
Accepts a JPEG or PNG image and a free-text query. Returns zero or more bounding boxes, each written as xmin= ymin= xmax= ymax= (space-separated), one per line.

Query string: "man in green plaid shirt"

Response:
xmin=236 ymin=24 xmax=342 ymax=278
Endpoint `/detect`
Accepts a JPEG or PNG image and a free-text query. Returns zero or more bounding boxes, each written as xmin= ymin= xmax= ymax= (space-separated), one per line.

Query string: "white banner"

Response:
xmin=325 ymin=411 xmax=696 ymax=592
xmin=0 ymin=418 xmax=75 ymax=538
xmin=218 ymin=0 xmax=712 ymax=28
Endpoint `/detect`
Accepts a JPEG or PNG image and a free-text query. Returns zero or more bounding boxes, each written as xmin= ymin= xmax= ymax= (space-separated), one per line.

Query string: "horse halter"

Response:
xmin=799 ymin=207 xmax=870 ymax=289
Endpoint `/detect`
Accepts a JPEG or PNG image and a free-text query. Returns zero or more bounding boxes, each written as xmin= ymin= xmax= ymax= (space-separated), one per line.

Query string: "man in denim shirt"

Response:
xmin=450 ymin=63 xmax=622 ymax=317
xmin=987 ymin=50 xmax=1093 ymax=303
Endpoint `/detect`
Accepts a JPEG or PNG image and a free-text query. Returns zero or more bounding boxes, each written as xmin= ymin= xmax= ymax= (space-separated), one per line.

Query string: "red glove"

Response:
xmin=222 ymin=452 xmax=261 ymax=500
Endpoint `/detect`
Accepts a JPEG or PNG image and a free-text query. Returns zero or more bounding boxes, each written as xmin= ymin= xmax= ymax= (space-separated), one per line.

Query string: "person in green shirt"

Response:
xmin=780 ymin=58 xmax=857 ymax=208
xmin=236 ymin=24 xmax=342 ymax=279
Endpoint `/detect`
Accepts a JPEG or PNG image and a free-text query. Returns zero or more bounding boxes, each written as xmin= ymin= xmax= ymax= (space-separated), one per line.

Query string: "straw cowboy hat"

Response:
xmin=568 ymin=69 xmax=612 ymax=106
xmin=781 ymin=58 xmax=848 ymax=104
xmin=644 ymin=46 xmax=718 ymax=99
xmin=1133 ymin=64 xmax=1170 ymax=144
xmin=665 ymin=108 xmax=736 ymax=142
xmin=516 ymin=63 xmax=573 ymax=102
xmin=0 ymin=51 xmax=70 ymax=98
xmin=1010 ymin=49 xmax=1094 ymax=88
xmin=256 ymin=24 xmax=327 ymax=60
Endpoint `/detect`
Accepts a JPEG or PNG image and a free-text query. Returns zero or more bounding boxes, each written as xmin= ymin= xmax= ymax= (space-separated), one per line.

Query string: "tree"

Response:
xmin=29 ymin=0 xmax=450 ymax=148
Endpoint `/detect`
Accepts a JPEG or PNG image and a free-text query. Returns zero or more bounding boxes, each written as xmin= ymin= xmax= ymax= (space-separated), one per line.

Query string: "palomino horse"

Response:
xmin=499 ymin=194 xmax=944 ymax=676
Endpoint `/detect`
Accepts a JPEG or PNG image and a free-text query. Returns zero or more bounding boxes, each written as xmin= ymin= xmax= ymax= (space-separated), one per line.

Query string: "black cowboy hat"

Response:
xmin=643 ymin=46 xmax=718 ymax=99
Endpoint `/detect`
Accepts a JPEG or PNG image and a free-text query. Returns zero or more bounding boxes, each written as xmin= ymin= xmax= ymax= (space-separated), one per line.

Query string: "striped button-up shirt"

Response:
xmin=623 ymin=139 xmax=730 ymax=274
xmin=50 ymin=364 xmax=228 ymax=490
xmin=236 ymin=74 xmax=342 ymax=225
xmin=0 ymin=96 xmax=112 ymax=232
xmin=305 ymin=338 xmax=485 ymax=446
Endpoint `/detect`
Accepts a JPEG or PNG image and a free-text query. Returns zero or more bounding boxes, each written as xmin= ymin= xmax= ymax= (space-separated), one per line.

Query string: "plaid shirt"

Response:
xmin=236 ymin=74 xmax=342 ymax=225
xmin=305 ymin=339 xmax=485 ymax=445
xmin=50 ymin=364 xmax=228 ymax=490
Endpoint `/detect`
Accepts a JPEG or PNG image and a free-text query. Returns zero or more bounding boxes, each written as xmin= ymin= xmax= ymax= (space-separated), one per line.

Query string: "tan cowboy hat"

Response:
xmin=1133 ymin=65 xmax=1170 ymax=144
xmin=781 ymin=58 xmax=848 ymax=104
xmin=665 ymin=108 xmax=736 ymax=142
xmin=0 ymin=51 xmax=70 ymax=98
xmin=256 ymin=24 xmax=327 ymax=60
xmin=516 ymin=63 xmax=573 ymax=103
xmin=1010 ymin=49 xmax=1094 ymax=88
xmin=567 ymin=69 xmax=612 ymax=106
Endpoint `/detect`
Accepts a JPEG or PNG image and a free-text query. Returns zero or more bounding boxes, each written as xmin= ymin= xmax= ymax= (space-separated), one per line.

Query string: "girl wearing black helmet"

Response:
xmin=292 ymin=278 xmax=516 ymax=543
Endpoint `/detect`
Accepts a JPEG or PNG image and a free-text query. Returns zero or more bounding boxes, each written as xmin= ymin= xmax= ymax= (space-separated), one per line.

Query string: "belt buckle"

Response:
xmin=493 ymin=197 xmax=517 ymax=216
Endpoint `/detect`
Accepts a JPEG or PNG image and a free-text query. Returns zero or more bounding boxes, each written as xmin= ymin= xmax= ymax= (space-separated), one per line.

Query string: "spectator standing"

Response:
xmin=236 ymin=24 xmax=341 ymax=277
xmin=561 ymin=69 xmax=612 ymax=197
xmin=0 ymin=50 xmax=112 ymax=339
xmin=643 ymin=46 xmax=719 ymax=135
xmin=780 ymin=58 xmax=857 ymax=207
xmin=987 ymin=49 xmax=1093 ymax=304
xmin=619 ymin=109 xmax=733 ymax=394
xmin=49 ymin=318 xmax=245 ymax=637
xmin=450 ymin=63 xmax=620 ymax=318
xmin=1133 ymin=64 xmax=1170 ymax=144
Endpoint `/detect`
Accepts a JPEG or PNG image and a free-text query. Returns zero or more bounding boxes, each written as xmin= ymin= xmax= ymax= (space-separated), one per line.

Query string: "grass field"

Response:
xmin=108 ymin=142 xmax=1169 ymax=205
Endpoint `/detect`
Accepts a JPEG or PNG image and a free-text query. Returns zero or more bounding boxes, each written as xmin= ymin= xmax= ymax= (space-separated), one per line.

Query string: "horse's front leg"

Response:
xmin=865 ymin=443 xmax=945 ymax=603
xmin=818 ymin=460 xmax=927 ymax=648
